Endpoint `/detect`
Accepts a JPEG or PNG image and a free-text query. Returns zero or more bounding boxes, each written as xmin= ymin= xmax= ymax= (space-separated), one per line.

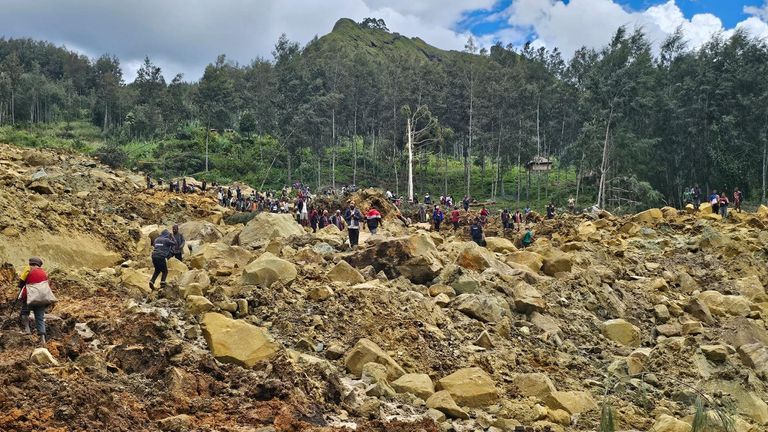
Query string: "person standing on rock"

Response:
xmin=331 ymin=209 xmax=346 ymax=231
xmin=513 ymin=209 xmax=523 ymax=232
xmin=470 ymin=218 xmax=486 ymax=247
xmin=568 ymin=196 xmax=575 ymax=213
xmin=693 ymin=184 xmax=702 ymax=210
xmin=450 ymin=206 xmax=461 ymax=230
xmin=365 ymin=206 xmax=383 ymax=235
xmin=462 ymin=196 xmax=470 ymax=212
xmin=479 ymin=206 xmax=489 ymax=226
xmin=501 ymin=209 xmax=511 ymax=231
xmin=718 ymin=192 xmax=729 ymax=218
xmin=319 ymin=210 xmax=330 ymax=229
xmin=171 ymin=224 xmax=185 ymax=261
xmin=309 ymin=208 xmax=319 ymax=233
xmin=546 ymin=202 xmax=556 ymax=220
xmin=418 ymin=205 xmax=427 ymax=223
xmin=733 ymin=187 xmax=743 ymax=213
xmin=149 ymin=230 xmax=176 ymax=290
xmin=344 ymin=203 xmax=363 ymax=247
xmin=17 ymin=257 xmax=54 ymax=344
xmin=424 ymin=193 xmax=431 ymax=205
xmin=432 ymin=205 xmax=444 ymax=232
xmin=709 ymin=190 xmax=719 ymax=214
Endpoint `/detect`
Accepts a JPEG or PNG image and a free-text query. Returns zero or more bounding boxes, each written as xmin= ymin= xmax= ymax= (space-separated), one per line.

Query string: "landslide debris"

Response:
xmin=2 ymin=144 xmax=768 ymax=431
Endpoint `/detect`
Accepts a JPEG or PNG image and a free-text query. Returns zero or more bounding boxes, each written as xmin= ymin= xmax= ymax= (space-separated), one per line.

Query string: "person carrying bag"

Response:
xmin=17 ymin=257 xmax=55 ymax=344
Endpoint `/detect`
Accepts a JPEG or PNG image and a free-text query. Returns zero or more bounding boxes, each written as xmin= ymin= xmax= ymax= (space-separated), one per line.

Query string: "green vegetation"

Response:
xmin=1 ymin=18 xmax=767 ymax=213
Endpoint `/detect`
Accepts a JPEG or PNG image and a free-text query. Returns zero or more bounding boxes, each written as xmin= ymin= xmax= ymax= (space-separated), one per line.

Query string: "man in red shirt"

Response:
xmin=17 ymin=257 xmax=51 ymax=343
xmin=450 ymin=206 xmax=461 ymax=230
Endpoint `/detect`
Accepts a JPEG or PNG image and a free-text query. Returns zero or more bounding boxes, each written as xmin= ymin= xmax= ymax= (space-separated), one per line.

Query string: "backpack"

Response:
xmin=26 ymin=281 xmax=57 ymax=307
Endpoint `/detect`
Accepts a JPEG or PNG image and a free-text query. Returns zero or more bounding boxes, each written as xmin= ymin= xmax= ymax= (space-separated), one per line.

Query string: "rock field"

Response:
xmin=2 ymin=144 xmax=768 ymax=431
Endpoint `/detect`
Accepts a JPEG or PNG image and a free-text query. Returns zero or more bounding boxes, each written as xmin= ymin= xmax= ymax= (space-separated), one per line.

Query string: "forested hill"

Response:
xmin=1 ymin=19 xmax=767 ymax=210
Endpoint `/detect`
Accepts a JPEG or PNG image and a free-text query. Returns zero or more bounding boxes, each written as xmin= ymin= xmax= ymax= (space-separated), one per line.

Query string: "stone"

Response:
xmin=185 ymin=295 xmax=214 ymax=315
xmin=30 ymin=348 xmax=59 ymax=367
xmin=433 ymin=293 xmax=451 ymax=307
xmin=656 ymin=323 xmax=682 ymax=337
xmin=120 ymin=268 xmax=152 ymax=298
xmin=511 ymin=373 xmax=556 ymax=400
xmin=651 ymin=414 xmax=691 ymax=432
xmin=485 ymin=237 xmax=517 ymax=253
xmin=238 ymin=212 xmax=305 ymax=246
xmin=308 ymin=286 xmax=334 ymax=301
xmin=158 ymin=414 xmax=194 ymax=432
xmin=684 ymin=298 xmax=715 ymax=324
xmin=436 ymin=367 xmax=499 ymax=407
xmin=189 ymin=242 xmax=252 ymax=270
xmin=361 ymin=362 xmax=390 ymax=384
xmin=654 ymin=304 xmax=670 ymax=322
xmin=344 ymin=338 xmax=405 ymax=381
xmin=544 ymin=391 xmax=598 ymax=415
xmin=541 ymin=250 xmax=573 ymax=276
xmin=28 ymin=180 xmax=55 ymax=194
xmin=450 ymin=273 xmax=482 ymax=295
xmin=632 ymin=208 xmax=663 ymax=223
xmin=455 ymin=242 xmax=513 ymax=273
xmin=735 ymin=276 xmax=768 ymax=302
xmin=681 ymin=320 xmax=704 ymax=335
xmin=178 ymin=270 xmax=211 ymax=295
xmin=507 ymin=251 xmax=544 ymax=273
xmin=201 ymin=312 xmax=280 ymax=367
xmin=602 ymin=319 xmax=641 ymax=347
xmin=697 ymin=291 xmax=752 ymax=317
xmin=242 ymin=252 xmax=297 ymax=287
xmin=426 ymin=391 xmax=469 ymax=420
xmin=345 ymin=233 xmax=442 ymax=284
xmin=429 ymin=284 xmax=456 ymax=297
xmin=454 ymin=294 xmax=510 ymax=323
xmin=178 ymin=220 xmax=223 ymax=243
xmin=391 ymin=373 xmax=435 ymax=400
xmin=474 ymin=330 xmax=494 ymax=348
xmin=326 ymin=260 xmax=365 ymax=284
xmin=737 ymin=343 xmax=768 ymax=377
xmin=701 ymin=345 xmax=728 ymax=363
xmin=619 ymin=222 xmax=641 ymax=235
xmin=511 ymin=281 xmax=547 ymax=313
xmin=425 ymin=408 xmax=446 ymax=423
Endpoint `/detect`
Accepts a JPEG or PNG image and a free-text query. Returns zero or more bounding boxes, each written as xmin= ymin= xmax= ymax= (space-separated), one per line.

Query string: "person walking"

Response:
xmin=171 ymin=224 xmax=185 ymax=261
xmin=513 ymin=209 xmax=523 ymax=232
xmin=309 ymin=208 xmax=319 ymax=233
xmin=718 ymin=192 xmax=730 ymax=218
xmin=568 ymin=196 xmax=575 ymax=213
xmin=693 ymin=184 xmax=702 ymax=210
xmin=462 ymin=196 xmax=470 ymax=212
xmin=365 ymin=206 xmax=383 ymax=235
xmin=709 ymin=190 xmax=719 ymax=214
xmin=319 ymin=210 xmax=331 ymax=229
xmin=501 ymin=209 xmax=511 ymax=231
xmin=149 ymin=230 xmax=176 ymax=290
xmin=331 ymin=210 xmax=346 ymax=231
xmin=17 ymin=257 xmax=55 ymax=344
xmin=469 ymin=219 xmax=486 ymax=247
xmin=546 ymin=202 xmax=556 ymax=220
xmin=432 ymin=205 xmax=444 ymax=232
xmin=344 ymin=202 xmax=363 ymax=247
xmin=418 ymin=205 xmax=427 ymax=223
xmin=450 ymin=206 xmax=461 ymax=230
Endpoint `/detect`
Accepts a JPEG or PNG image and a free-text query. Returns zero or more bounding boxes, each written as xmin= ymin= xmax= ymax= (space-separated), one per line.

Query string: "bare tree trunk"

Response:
xmin=763 ymin=135 xmax=767 ymax=204
xmin=516 ymin=119 xmax=522 ymax=207
xmin=597 ymin=104 xmax=614 ymax=208
xmin=466 ymin=82 xmax=473 ymax=197
xmin=331 ymin=109 xmax=336 ymax=190
xmin=205 ymin=123 xmax=210 ymax=172
xmin=575 ymin=150 xmax=585 ymax=207
xmin=407 ymin=117 xmax=414 ymax=202
xmin=353 ymin=135 xmax=358 ymax=186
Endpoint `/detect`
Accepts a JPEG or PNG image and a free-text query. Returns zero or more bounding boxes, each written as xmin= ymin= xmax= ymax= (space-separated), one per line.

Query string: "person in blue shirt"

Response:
xmin=469 ymin=218 xmax=486 ymax=247
xmin=432 ymin=205 xmax=444 ymax=232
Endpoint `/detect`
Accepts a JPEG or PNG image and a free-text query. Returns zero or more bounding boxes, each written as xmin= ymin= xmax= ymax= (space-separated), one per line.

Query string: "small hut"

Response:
xmin=525 ymin=156 xmax=553 ymax=172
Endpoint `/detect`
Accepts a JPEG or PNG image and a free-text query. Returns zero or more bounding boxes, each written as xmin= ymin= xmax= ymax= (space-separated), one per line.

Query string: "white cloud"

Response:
xmin=745 ymin=1 xmax=768 ymax=21
xmin=497 ymin=0 xmax=768 ymax=56
xmin=0 ymin=0 xmax=491 ymax=81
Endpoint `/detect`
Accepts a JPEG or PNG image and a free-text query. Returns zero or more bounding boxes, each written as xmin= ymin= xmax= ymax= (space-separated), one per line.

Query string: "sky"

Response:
xmin=0 ymin=0 xmax=766 ymax=82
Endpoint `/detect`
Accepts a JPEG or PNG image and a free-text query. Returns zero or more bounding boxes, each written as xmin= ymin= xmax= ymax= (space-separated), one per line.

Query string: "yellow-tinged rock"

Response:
xmin=326 ymin=260 xmax=365 ymax=284
xmin=426 ymin=390 xmax=469 ymax=420
xmin=602 ymin=319 xmax=641 ymax=347
xmin=701 ymin=212 xmax=722 ymax=221
xmin=242 ymin=252 xmax=297 ymax=287
xmin=544 ymin=391 xmax=598 ymax=415
xmin=437 ymin=367 xmax=499 ymax=407
xmin=201 ymin=312 xmax=280 ymax=368
xmin=390 ymin=373 xmax=435 ymax=400
xmin=632 ymin=208 xmax=663 ymax=223
xmin=344 ymin=338 xmax=405 ymax=381
xmin=507 ymin=251 xmax=544 ymax=273
xmin=651 ymin=414 xmax=691 ymax=432
xmin=485 ymin=237 xmax=517 ymax=253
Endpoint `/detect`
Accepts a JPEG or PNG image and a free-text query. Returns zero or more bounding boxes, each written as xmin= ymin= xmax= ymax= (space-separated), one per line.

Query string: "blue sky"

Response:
xmin=462 ymin=0 xmax=766 ymax=38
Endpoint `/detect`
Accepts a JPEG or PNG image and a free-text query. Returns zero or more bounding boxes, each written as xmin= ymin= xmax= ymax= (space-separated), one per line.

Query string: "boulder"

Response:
xmin=454 ymin=294 xmax=510 ymax=323
xmin=345 ymin=233 xmax=441 ymax=284
xmin=178 ymin=270 xmax=211 ymax=296
xmin=576 ymin=221 xmax=597 ymax=239
xmin=314 ymin=225 xmax=346 ymax=248
xmin=201 ymin=312 xmax=280 ymax=368
xmin=326 ymin=260 xmax=365 ymax=284
xmin=450 ymin=273 xmax=482 ymax=295
xmin=456 ymin=242 xmax=512 ymax=274
xmin=544 ymin=391 xmax=598 ymax=415
xmin=120 ymin=268 xmax=152 ymax=298
xmin=619 ymin=222 xmax=641 ymax=236
xmin=485 ymin=237 xmax=517 ymax=253
xmin=506 ymin=251 xmax=544 ymax=273
xmin=511 ymin=373 xmax=556 ymax=400
xmin=344 ymin=338 xmax=405 ymax=381
xmin=242 ymin=252 xmax=297 ymax=287
xmin=735 ymin=275 xmax=768 ymax=302
xmin=426 ymin=391 xmax=469 ymax=420
xmin=737 ymin=343 xmax=768 ymax=377
xmin=185 ymin=295 xmax=214 ymax=315
xmin=391 ymin=373 xmax=435 ymax=400
xmin=651 ymin=414 xmax=692 ymax=432
xmin=238 ymin=212 xmax=305 ymax=246
xmin=30 ymin=348 xmax=59 ymax=367
xmin=684 ymin=298 xmax=715 ymax=325
xmin=158 ymin=414 xmax=194 ymax=432
xmin=308 ymin=286 xmax=334 ymax=301
xmin=602 ymin=319 xmax=641 ymax=347
xmin=436 ymin=367 xmax=499 ymax=407
xmin=701 ymin=345 xmax=728 ymax=363
xmin=178 ymin=220 xmax=223 ymax=243
xmin=189 ymin=242 xmax=252 ymax=270
xmin=632 ymin=208 xmax=663 ymax=223
xmin=511 ymin=281 xmax=547 ymax=313
xmin=541 ymin=250 xmax=573 ymax=276
xmin=697 ymin=291 xmax=751 ymax=317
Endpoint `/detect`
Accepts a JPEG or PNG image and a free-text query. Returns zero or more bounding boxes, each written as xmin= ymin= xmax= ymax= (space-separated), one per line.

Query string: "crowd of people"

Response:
xmin=682 ymin=185 xmax=743 ymax=218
